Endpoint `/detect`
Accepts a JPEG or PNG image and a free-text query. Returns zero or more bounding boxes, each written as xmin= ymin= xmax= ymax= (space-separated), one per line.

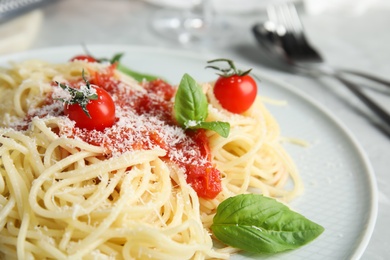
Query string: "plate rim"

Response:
xmin=255 ymin=69 xmax=378 ymax=260
xmin=0 ymin=44 xmax=378 ymax=259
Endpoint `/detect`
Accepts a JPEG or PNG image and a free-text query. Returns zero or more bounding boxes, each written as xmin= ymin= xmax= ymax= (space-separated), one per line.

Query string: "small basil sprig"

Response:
xmin=211 ymin=194 xmax=324 ymax=254
xmin=56 ymin=70 xmax=97 ymax=118
xmin=101 ymin=53 xmax=160 ymax=82
xmin=174 ymin=73 xmax=230 ymax=138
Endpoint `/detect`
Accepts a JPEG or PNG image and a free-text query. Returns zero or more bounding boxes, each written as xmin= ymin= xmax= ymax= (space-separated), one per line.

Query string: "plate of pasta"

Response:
xmin=0 ymin=45 xmax=377 ymax=259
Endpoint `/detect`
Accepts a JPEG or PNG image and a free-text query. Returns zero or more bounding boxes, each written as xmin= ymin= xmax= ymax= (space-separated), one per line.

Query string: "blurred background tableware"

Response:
xmin=148 ymin=0 xmax=300 ymax=47
xmin=150 ymin=0 xmax=214 ymax=44
xmin=252 ymin=2 xmax=390 ymax=133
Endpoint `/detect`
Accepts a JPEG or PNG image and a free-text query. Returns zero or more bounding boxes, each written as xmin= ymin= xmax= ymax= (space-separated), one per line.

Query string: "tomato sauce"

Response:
xmin=32 ymin=67 xmax=222 ymax=199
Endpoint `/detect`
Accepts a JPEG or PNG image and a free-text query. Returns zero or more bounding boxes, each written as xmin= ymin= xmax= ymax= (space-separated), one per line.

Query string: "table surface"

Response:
xmin=5 ymin=0 xmax=390 ymax=259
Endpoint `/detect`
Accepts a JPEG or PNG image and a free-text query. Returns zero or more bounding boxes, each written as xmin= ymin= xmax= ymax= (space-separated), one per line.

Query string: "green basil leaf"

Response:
xmin=82 ymin=50 xmax=160 ymax=82
xmin=174 ymin=73 xmax=208 ymax=127
xmin=110 ymin=52 xmax=124 ymax=64
xmin=190 ymin=121 xmax=230 ymax=138
xmin=117 ymin=63 xmax=160 ymax=83
xmin=211 ymin=194 xmax=324 ymax=254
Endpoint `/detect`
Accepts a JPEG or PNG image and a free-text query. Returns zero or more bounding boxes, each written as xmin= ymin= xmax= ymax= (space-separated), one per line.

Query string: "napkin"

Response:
xmin=0 ymin=10 xmax=43 ymax=55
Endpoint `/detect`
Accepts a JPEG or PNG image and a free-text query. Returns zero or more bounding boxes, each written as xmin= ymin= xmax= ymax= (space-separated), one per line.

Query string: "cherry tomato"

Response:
xmin=70 ymin=55 xmax=97 ymax=63
xmin=213 ymin=74 xmax=257 ymax=114
xmin=64 ymin=87 xmax=116 ymax=131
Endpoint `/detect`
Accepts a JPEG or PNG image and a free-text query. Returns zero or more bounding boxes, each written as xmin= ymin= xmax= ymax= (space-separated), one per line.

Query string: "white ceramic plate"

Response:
xmin=0 ymin=45 xmax=377 ymax=260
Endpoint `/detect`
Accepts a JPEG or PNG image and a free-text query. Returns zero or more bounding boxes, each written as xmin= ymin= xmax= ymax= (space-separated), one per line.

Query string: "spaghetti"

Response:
xmin=0 ymin=59 xmax=303 ymax=259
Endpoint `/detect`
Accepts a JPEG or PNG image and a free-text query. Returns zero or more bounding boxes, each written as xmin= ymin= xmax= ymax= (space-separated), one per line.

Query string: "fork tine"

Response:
xmin=286 ymin=3 xmax=305 ymax=39
xmin=277 ymin=4 xmax=291 ymax=32
xmin=266 ymin=5 xmax=277 ymax=24
xmin=270 ymin=3 xmax=304 ymax=39
xmin=266 ymin=4 xmax=286 ymax=36
xmin=267 ymin=2 xmax=322 ymax=60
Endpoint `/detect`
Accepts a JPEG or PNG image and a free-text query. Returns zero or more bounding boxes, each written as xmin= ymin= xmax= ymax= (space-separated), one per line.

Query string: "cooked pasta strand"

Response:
xmin=0 ymin=60 xmax=302 ymax=259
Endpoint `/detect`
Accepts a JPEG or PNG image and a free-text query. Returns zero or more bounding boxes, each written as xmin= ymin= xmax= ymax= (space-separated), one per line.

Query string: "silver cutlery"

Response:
xmin=252 ymin=2 xmax=390 ymax=128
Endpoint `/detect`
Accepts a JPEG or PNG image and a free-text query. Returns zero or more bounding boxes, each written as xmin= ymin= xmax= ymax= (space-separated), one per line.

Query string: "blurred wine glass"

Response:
xmin=150 ymin=0 xmax=220 ymax=44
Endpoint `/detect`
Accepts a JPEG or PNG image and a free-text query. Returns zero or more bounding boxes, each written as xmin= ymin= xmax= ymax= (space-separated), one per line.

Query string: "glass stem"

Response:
xmin=192 ymin=0 xmax=214 ymax=30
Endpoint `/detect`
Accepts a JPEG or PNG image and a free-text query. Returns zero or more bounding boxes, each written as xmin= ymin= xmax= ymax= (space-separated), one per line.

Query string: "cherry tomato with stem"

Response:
xmin=57 ymin=70 xmax=116 ymax=131
xmin=206 ymin=59 xmax=257 ymax=114
xmin=64 ymin=87 xmax=115 ymax=131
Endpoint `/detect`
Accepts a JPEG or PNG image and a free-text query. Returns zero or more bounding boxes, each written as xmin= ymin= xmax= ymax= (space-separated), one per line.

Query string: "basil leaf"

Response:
xmin=174 ymin=73 xmax=230 ymax=137
xmin=174 ymin=73 xmax=208 ymax=127
xmin=211 ymin=194 xmax=324 ymax=254
xmin=81 ymin=49 xmax=160 ymax=83
xmin=191 ymin=121 xmax=230 ymax=138
xmin=117 ymin=63 xmax=160 ymax=83
xmin=110 ymin=52 xmax=124 ymax=64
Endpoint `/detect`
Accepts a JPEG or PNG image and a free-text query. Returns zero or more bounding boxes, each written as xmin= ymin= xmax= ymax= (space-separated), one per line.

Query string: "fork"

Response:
xmin=264 ymin=3 xmax=390 ymax=89
xmin=252 ymin=3 xmax=390 ymax=128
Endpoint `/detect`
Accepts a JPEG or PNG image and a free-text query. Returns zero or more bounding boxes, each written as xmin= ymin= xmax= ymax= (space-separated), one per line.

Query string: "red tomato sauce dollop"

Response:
xmin=49 ymin=68 xmax=222 ymax=199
